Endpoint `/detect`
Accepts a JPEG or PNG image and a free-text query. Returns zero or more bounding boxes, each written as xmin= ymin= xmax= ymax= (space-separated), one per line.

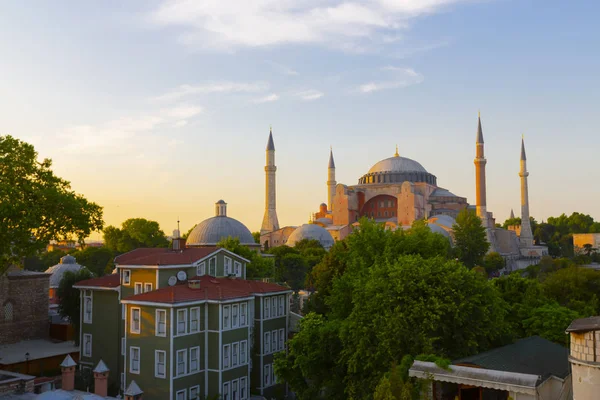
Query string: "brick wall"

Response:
xmin=0 ymin=271 xmax=50 ymax=345
xmin=570 ymin=331 xmax=600 ymax=363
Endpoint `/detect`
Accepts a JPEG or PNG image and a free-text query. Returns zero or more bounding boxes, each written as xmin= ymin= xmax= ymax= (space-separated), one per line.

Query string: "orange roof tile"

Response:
xmin=115 ymin=247 xmax=220 ymax=266
xmin=123 ymin=276 xmax=290 ymax=304
xmin=74 ymin=273 xmax=120 ymax=289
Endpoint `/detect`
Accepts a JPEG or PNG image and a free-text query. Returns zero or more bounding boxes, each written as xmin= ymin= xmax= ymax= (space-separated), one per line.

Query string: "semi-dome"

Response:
xmin=45 ymin=255 xmax=84 ymax=288
xmin=186 ymin=200 xmax=257 ymax=247
xmin=368 ymin=156 xmax=428 ymax=174
xmin=287 ymin=223 xmax=335 ymax=250
xmin=428 ymin=214 xmax=456 ymax=229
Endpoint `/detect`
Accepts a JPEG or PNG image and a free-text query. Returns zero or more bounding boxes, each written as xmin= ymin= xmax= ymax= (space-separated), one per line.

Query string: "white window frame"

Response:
xmin=264 ymin=364 xmax=271 ymax=387
xmin=224 ymin=256 xmax=232 ymax=275
xmin=279 ymin=295 xmax=284 ymax=316
xmin=264 ymin=332 xmax=271 ymax=354
xmin=240 ymin=303 xmax=247 ymax=326
xmin=190 ymin=307 xmax=200 ymax=333
xmin=123 ymin=270 xmax=131 ymax=285
xmin=232 ymin=379 xmax=239 ymax=400
xmin=120 ymin=373 xmax=124 ymax=390
xmin=264 ymin=298 xmax=270 ymax=319
xmin=131 ymin=307 xmax=141 ymax=334
xmin=223 ymin=305 xmax=230 ymax=329
xmin=144 ymin=282 xmax=153 ymax=292
xmin=240 ymin=340 xmax=247 ymax=365
xmin=176 ymin=389 xmax=187 ymax=400
xmin=83 ymin=333 xmax=92 ymax=357
xmin=130 ymin=346 xmax=140 ymax=374
xmin=234 ymin=261 xmax=242 ymax=277
xmin=177 ymin=309 xmax=187 ymax=335
xmin=232 ymin=304 xmax=238 ymax=328
xmin=156 ymin=309 xmax=167 ymax=337
xmin=232 ymin=342 xmax=239 ymax=367
xmin=272 ymin=330 xmax=277 ymax=352
xmin=279 ymin=328 xmax=285 ymax=350
xmin=176 ymin=349 xmax=187 ymax=377
xmin=209 ymin=257 xmax=216 ymax=276
xmin=197 ymin=262 xmax=206 ymax=276
xmin=121 ymin=337 xmax=125 ymax=356
xmin=271 ymin=297 xmax=276 ymax=317
xmin=121 ymin=304 xmax=125 ymax=320
xmin=190 ymin=385 xmax=200 ymax=400
xmin=83 ymin=290 xmax=93 ymax=324
xmin=190 ymin=346 xmax=200 ymax=373
xmin=240 ymin=377 xmax=247 ymax=400
xmin=223 ymin=344 xmax=230 ymax=369
xmin=223 ymin=382 xmax=230 ymax=400
xmin=155 ymin=350 xmax=166 ymax=378
xmin=134 ymin=282 xmax=142 ymax=294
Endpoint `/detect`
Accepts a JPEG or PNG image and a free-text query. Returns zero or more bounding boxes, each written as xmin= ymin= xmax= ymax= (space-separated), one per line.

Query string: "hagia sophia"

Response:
xmin=187 ymin=114 xmax=547 ymax=271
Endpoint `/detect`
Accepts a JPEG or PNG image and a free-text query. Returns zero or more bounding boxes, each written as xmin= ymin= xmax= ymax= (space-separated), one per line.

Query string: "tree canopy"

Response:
xmin=0 ymin=135 xmax=103 ymax=273
xmin=452 ymin=209 xmax=489 ymax=268
xmin=58 ymin=268 xmax=93 ymax=345
xmin=216 ymin=237 xmax=273 ymax=279
xmin=103 ymin=218 xmax=169 ymax=253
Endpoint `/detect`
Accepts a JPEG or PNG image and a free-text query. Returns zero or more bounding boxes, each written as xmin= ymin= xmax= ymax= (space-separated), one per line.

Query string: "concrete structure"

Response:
xmin=75 ymin=243 xmax=292 ymax=399
xmin=261 ymin=127 xmax=280 ymax=235
xmin=409 ymin=336 xmax=571 ymax=400
xmin=566 ymin=316 xmax=600 ymax=400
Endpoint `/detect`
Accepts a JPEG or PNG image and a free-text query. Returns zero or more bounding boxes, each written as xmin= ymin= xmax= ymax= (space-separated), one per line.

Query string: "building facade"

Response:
xmin=75 ymin=246 xmax=291 ymax=400
xmin=566 ymin=316 xmax=600 ymax=400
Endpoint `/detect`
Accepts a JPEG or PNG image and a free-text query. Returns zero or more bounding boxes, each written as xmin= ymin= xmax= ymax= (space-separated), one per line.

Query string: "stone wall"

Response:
xmin=0 ymin=269 xmax=50 ymax=345
xmin=0 ymin=377 xmax=35 ymax=396
xmin=570 ymin=331 xmax=600 ymax=362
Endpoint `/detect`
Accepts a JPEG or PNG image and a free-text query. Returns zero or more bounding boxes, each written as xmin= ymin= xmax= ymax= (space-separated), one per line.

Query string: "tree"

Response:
xmin=582 ymin=243 xmax=597 ymax=257
xmin=483 ymin=251 xmax=505 ymax=273
xmin=252 ymin=231 xmax=260 ymax=244
xmin=278 ymin=254 xmax=309 ymax=292
xmin=522 ymin=303 xmax=579 ymax=346
xmin=542 ymin=266 xmax=600 ymax=315
xmin=23 ymin=249 xmax=67 ymax=272
xmin=216 ymin=237 xmax=273 ymax=279
xmin=70 ymin=246 xmax=115 ymax=277
xmin=103 ymin=218 xmax=168 ymax=253
xmin=452 ymin=209 xmax=489 ymax=268
xmin=58 ymin=268 xmax=93 ymax=345
xmin=0 ymin=136 xmax=103 ymax=273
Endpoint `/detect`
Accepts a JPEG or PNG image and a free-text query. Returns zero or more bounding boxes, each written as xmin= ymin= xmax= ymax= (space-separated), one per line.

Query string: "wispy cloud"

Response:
xmin=153 ymin=81 xmax=269 ymax=102
xmin=265 ymin=61 xmax=298 ymax=76
xmin=296 ymin=89 xmax=324 ymax=101
xmin=147 ymin=0 xmax=475 ymax=51
xmin=358 ymin=66 xmax=423 ymax=93
xmin=253 ymin=93 xmax=280 ymax=104
xmin=57 ymin=105 xmax=203 ymax=154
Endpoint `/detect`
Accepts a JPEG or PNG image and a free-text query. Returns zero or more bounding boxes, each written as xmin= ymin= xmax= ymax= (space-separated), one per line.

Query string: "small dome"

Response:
xmin=46 ymin=257 xmax=83 ymax=288
xmin=320 ymin=203 xmax=327 ymax=207
xmin=187 ymin=217 xmax=255 ymax=246
xmin=216 ymin=199 xmax=226 ymax=204
xmin=287 ymin=224 xmax=335 ymax=250
xmin=368 ymin=156 xmax=428 ymax=174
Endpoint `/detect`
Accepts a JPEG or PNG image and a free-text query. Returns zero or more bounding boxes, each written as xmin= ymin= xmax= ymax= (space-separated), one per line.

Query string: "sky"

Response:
xmin=1 ymin=0 xmax=599 ymax=239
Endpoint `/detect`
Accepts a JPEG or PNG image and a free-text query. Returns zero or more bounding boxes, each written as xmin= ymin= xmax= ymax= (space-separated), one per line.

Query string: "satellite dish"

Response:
xmin=168 ymin=276 xmax=177 ymax=286
xmin=177 ymin=271 xmax=187 ymax=281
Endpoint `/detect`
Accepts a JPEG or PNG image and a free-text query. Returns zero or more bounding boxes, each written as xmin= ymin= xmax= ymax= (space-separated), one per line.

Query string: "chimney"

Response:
xmin=172 ymin=237 xmax=186 ymax=251
xmin=188 ymin=279 xmax=201 ymax=289
xmin=124 ymin=380 xmax=144 ymax=400
xmin=59 ymin=355 xmax=77 ymax=391
xmin=93 ymin=360 xmax=110 ymax=397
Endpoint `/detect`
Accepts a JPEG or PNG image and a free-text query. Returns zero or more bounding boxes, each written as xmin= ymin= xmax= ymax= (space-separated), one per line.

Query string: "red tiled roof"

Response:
xmin=123 ymin=276 xmax=290 ymax=304
xmin=74 ymin=273 xmax=120 ymax=289
xmin=115 ymin=247 xmax=220 ymax=266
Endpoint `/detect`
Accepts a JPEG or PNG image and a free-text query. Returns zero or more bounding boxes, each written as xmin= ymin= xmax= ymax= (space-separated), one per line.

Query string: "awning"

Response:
xmin=408 ymin=361 xmax=539 ymax=396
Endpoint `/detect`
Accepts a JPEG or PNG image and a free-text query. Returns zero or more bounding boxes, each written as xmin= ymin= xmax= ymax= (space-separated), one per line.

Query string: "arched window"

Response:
xmin=3 ymin=302 xmax=14 ymax=322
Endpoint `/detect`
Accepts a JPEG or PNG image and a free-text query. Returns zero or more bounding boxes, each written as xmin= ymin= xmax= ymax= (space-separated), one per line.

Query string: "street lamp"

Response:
xmin=25 ymin=352 xmax=30 ymax=374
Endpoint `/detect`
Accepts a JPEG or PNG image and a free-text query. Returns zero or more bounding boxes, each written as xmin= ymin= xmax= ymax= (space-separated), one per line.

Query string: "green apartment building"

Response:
xmin=75 ymin=246 xmax=291 ymax=400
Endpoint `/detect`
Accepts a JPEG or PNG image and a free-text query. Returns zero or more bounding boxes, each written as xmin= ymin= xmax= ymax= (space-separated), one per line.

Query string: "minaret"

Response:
xmin=327 ymin=147 xmax=336 ymax=212
xmin=474 ymin=112 xmax=488 ymax=227
xmin=510 ymin=209 xmax=515 ymax=219
xmin=519 ymin=136 xmax=534 ymax=247
xmin=261 ymin=127 xmax=280 ymax=235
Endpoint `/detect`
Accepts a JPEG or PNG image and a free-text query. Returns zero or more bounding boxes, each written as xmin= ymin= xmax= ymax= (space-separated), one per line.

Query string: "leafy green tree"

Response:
xmin=542 ymin=266 xmax=600 ymax=315
xmin=339 ymin=255 xmax=507 ymax=398
xmin=522 ymin=303 xmax=579 ymax=346
xmin=452 ymin=209 xmax=489 ymax=268
xmin=483 ymin=251 xmax=504 ymax=273
xmin=216 ymin=237 xmax=273 ymax=279
xmin=70 ymin=246 xmax=115 ymax=277
xmin=58 ymin=268 xmax=93 ymax=345
xmin=582 ymin=243 xmax=597 ymax=257
xmin=103 ymin=218 xmax=168 ymax=253
xmin=502 ymin=217 xmax=521 ymax=229
xmin=252 ymin=231 xmax=260 ymax=244
xmin=278 ymin=253 xmax=309 ymax=291
xmin=23 ymin=249 xmax=67 ymax=271
xmin=182 ymin=224 xmax=196 ymax=240
xmin=0 ymin=135 xmax=103 ymax=273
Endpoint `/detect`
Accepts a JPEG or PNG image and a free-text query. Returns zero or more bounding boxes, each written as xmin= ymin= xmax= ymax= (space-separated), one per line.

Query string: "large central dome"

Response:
xmin=368 ymin=156 xmax=428 ymax=174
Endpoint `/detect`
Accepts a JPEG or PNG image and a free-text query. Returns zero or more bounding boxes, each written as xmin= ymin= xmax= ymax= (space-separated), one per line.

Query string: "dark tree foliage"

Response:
xmin=103 ymin=218 xmax=169 ymax=253
xmin=0 ymin=135 xmax=104 ymax=273
xmin=58 ymin=268 xmax=93 ymax=345
xmin=216 ymin=237 xmax=273 ymax=279
xmin=452 ymin=209 xmax=489 ymax=268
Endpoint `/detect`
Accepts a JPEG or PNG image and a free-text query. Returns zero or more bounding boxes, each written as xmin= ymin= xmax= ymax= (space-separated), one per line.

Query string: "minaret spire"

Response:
xmin=474 ymin=112 xmax=487 ymax=226
xmin=261 ymin=126 xmax=280 ymax=235
xmin=394 ymin=144 xmax=399 ymax=157
xmin=327 ymin=147 xmax=337 ymax=212
xmin=510 ymin=209 xmax=515 ymax=219
xmin=519 ymin=136 xmax=533 ymax=247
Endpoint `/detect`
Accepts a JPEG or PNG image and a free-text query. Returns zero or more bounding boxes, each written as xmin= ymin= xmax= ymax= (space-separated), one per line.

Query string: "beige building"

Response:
xmin=567 ymin=316 xmax=600 ymax=400
xmin=573 ymin=233 xmax=600 ymax=253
